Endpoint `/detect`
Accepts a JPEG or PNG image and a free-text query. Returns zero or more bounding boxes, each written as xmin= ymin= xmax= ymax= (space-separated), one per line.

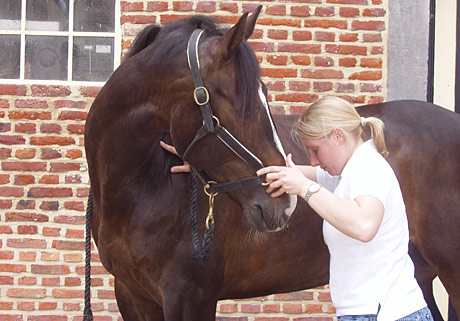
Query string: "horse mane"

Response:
xmin=128 ymin=15 xmax=261 ymax=133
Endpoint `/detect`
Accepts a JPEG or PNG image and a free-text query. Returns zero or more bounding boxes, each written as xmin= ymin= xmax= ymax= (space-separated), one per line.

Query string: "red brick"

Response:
xmin=291 ymin=5 xmax=311 ymax=17
xmin=304 ymin=19 xmax=347 ymax=29
xmin=363 ymin=33 xmax=382 ymax=42
xmin=315 ymin=31 xmax=335 ymax=42
xmin=219 ymin=2 xmax=238 ymax=13
xmin=274 ymin=291 xmax=314 ymax=301
xmin=15 ymin=148 xmax=36 ymax=159
xmin=65 ymin=174 xmax=82 ymax=184
xmin=339 ymin=7 xmax=360 ymax=17
xmin=0 ymin=147 xmax=12 ymax=158
xmin=31 ymin=264 xmax=70 ymax=275
xmin=14 ymin=99 xmax=48 ymax=108
xmin=326 ymin=44 xmax=368 ymax=55
xmin=31 ymin=85 xmax=71 ymax=97
xmin=39 ymin=302 xmax=58 ymax=310
xmin=19 ymin=251 xmax=36 ymax=261
xmin=52 ymin=240 xmax=84 ymax=251
xmin=0 ymin=250 xmax=14 ymax=258
xmin=2 ymin=161 xmax=47 ymax=171
xmin=315 ymin=7 xmax=334 ymax=16
xmin=79 ymin=86 xmax=101 ymax=98
xmin=313 ymin=82 xmax=334 ymax=92
xmin=218 ymin=303 xmax=238 ymax=313
xmin=7 ymin=238 xmax=47 ymax=249
xmin=266 ymin=5 xmax=286 ymax=15
xmin=18 ymin=276 xmax=37 ymax=285
xmin=0 ymin=199 xmax=13 ymax=209
xmin=314 ymin=56 xmax=334 ymax=67
xmin=293 ymin=30 xmax=312 ymax=41
xmin=278 ymin=43 xmax=321 ymax=54
xmin=14 ymin=175 xmax=35 ymax=185
xmin=54 ymin=215 xmax=85 ymax=225
xmin=340 ymin=33 xmax=359 ymax=42
xmin=267 ymin=30 xmax=288 ymax=40
xmin=64 ymin=201 xmax=85 ymax=211
xmin=352 ymin=20 xmax=385 ymax=31
xmin=241 ymin=304 xmax=260 ymax=313
xmin=327 ymin=0 xmax=367 ymax=4
xmin=7 ymin=288 xmax=46 ymax=299
xmin=292 ymin=56 xmax=311 ymax=66
xmin=258 ymin=18 xmax=302 ymax=28
xmin=121 ymin=14 xmax=156 ymax=24
xmin=261 ymin=68 xmax=298 ymax=78
xmin=50 ymin=162 xmax=81 ymax=172
xmin=5 ymin=212 xmax=48 ymax=222
xmin=0 ymin=135 xmax=26 ymax=145
xmin=275 ymin=93 xmax=317 ymax=103
xmin=283 ymin=303 xmax=303 ymax=313
xmin=67 ymin=124 xmax=85 ymax=134
xmin=30 ymin=136 xmax=75 ymax=146
xmin=38 ymin=175 xmax=59 ymax=185
xmin=0 ymin=302 xmax=14 ymax=310
xmin=0 ymin=263 xmax=27 ymax=273
xmin=301 ymin=69 xmax=344 ymax=79
xmin=66 ymin=149 xmax=83 ymax=159
xmin=40 ymin=123 xmax=62 ymax=134
xmin=0 ymin=187 xmax=24 ymax=197
xmin=196 ymin=1 xmax=215 ymax=12
xmin=42 ymin=227 xmax=61 ymax=236
xmin=360 ymin=83 xmax=382 ymax=92
xmin=52 ymin=289 xmax=84 ymax=299
xmin=28 ymin=316 xmax=66 ymax=321
xmin=363 ymin=8 xmax=386 ymax=17
xmin=265 ymin=81 xmax=286 ymax=92
xmin=173 ymin=1 xmax=193 ymax=11
xmin=289 ymin=81 xmax=310 ymax=91
xmin=8 ymin=111 xmax=52 ymax=120
xmin=361 ymin=57 xmax=383 ymax=68
xmin=0 ymin=85 xmax=27 ymax=96
xmin=371 ymin=46 xmax=384 ymax=54
xmin=42 ymin=277 xmax=60 ymax=286
xmin=53 ymin=100 xmax=86 ymax=109
xmin=121 ymin=1 xmax=144 ymax=11
xmin=0 ymin=276 xmax=14 ymax=284
xmin=267 ymin=55 xmax=288 ymax=66
xmin=339 ymin=57 xmax=357 ymax=67
xmin=349 ymin=70 xmax=382 ymax=80
xmin=336 ymin=82 xmax=356 ymax=93
xmin=249 ymin=42 xmax=275 ymax=53
xmin=58 ymin=111 xmax=87 ymax=121
xmin=40 ymin=148 xmax=62 ymax=160
xmin=27 ymin=187 xmax=73 ymax=198
xmin=0 ymin=99 xmax=9 ymax=108
xmin=18 ymin=225 xmax=38 ymax=234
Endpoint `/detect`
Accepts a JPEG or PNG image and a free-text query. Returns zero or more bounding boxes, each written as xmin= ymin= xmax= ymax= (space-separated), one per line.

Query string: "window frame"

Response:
xmin=0 ymin=0 xmax=121 ymax=85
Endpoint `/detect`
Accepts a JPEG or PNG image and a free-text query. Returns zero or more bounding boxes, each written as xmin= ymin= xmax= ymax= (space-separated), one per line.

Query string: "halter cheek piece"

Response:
xmin=183 ymin=29 xmax=269 ymax=195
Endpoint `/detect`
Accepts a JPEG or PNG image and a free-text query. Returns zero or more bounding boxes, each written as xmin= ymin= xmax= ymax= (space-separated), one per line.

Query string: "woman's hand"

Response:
xmin=159 ymin=141 xmax=191 ymax=173
xmin=257 ymin=154 xmax=311 ymax=198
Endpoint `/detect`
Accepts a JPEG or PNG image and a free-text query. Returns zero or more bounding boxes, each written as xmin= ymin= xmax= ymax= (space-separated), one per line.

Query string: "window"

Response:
xmin=0 ymin=0 xmax=120 ymax=83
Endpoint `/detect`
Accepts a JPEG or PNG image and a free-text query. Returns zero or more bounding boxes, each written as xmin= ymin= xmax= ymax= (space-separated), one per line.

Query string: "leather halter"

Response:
xmin=183 ymin=29 xmax=267 ymax=194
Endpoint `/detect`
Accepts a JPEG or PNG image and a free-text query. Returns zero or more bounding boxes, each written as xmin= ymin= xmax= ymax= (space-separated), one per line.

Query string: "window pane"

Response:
xmin=0 ymin=35 xmax=20 ymax=79
xmin=74 ymin=0 xmax=115 ymax=32
xmin=26 ymin=0 xmax=69 ymax=31
xmin=0 ymin=0 xmax=21 ymax=30
xmin=25 ymin=35 xmax=68 ymax=80
xmin=73 ymin=37 xmax=113 ymax=81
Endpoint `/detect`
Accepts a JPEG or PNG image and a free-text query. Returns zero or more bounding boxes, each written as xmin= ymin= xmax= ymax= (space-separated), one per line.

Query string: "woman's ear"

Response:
xmin=332 ymin=128 xmax=346 ymax=143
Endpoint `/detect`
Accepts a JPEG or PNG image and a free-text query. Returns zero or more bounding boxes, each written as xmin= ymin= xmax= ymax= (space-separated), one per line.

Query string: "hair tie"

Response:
xmin=360 ymin=117 xmax=367 ymax=127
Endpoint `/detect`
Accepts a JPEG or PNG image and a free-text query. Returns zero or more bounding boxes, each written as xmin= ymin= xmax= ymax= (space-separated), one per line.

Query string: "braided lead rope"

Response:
xmin=190 ymin=172 xmax=215 ymax=261
xmin=83 ymin=187 xmax=93 ymax=321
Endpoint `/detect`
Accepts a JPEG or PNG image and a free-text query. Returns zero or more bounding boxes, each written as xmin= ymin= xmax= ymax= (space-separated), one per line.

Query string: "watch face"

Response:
xmin=309 ymin=183 xmax=321 ymax=193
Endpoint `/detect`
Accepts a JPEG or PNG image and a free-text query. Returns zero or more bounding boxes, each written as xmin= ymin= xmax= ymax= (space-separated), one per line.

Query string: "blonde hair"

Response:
xmin=294 ymin=96 xmax=389 ymax=157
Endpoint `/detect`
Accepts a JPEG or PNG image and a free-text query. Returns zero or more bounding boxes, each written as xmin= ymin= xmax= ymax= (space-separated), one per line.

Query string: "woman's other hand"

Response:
xmin=257 ymin=154 xmax=310 ymax=197
xmin=159 ymin=141 xmax=191 ymax=173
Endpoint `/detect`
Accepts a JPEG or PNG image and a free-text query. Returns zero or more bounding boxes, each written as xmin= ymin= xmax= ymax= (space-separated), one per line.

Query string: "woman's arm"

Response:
xmin=258 ymin=154 xmax=384 ymax=242
xmin=159 ymin=141 xmax=191 ymax=173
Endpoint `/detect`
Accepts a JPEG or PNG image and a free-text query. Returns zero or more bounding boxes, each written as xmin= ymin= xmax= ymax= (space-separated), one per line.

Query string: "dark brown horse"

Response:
xmin=85 ymin=8 xmax=460 ymax=321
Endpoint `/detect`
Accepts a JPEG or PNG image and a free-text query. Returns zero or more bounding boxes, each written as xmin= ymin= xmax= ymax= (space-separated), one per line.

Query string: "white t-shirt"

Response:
xmin=316 ymin=140 xmax=426 ymax=321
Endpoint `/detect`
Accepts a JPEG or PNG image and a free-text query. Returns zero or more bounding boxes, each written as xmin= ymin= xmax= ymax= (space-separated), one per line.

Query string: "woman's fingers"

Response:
xmin=160 ymin=141 xmax=179 ymax=156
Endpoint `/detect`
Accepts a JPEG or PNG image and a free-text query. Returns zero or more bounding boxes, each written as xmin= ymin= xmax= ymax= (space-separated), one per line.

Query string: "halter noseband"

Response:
xmin=183 ymin=29 xmax=268 ymax=195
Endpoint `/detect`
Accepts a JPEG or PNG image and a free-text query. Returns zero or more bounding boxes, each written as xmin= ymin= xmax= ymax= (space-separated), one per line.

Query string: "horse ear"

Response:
xmin=245 ymin=5 xmax=262 ymax=40
xmin=220 ymin=12 xmax=249 ymax=59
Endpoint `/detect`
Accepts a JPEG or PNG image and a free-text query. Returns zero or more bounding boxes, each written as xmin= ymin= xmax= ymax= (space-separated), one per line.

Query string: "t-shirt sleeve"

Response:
xmin=316 ymin=167 xmax=341 ymax=193
xmin=348 ymin=157 xmax=394 ymax=207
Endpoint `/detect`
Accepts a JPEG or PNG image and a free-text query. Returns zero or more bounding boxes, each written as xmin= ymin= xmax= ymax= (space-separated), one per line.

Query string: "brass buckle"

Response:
xmin=194 ymin=86 xmax=210 ymax=106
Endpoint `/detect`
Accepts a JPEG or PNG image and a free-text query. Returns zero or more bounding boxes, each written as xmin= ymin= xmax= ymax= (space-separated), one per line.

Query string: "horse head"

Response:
xmin=121 ymin=7 xmax=296 ymax=232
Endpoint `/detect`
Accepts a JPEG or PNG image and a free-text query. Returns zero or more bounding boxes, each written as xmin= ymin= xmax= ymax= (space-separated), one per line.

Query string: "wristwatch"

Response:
xmin=304 ymin=183 xmax=322 ymax=203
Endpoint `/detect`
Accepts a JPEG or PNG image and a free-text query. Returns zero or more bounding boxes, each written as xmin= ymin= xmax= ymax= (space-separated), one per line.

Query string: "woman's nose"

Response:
xmin=310 ymin=156 xmax=319 ymax=167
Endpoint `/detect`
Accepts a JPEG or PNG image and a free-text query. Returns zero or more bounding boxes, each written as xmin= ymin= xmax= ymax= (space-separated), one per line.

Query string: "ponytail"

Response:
xmin=361 ymin=116 xmax=389 ymax=157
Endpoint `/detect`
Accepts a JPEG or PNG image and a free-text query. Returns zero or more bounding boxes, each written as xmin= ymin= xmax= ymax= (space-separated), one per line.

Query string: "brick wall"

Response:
xmin=0 ymin=1 xmax=387 ymax=320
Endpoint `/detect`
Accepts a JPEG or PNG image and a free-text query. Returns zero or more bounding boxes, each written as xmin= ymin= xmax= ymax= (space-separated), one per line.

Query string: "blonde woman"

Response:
xmin=257 ymin=96 xmax=432 ymax=321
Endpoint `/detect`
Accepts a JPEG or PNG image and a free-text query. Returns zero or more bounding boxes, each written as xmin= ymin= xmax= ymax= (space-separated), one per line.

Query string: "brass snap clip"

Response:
xmin=204 ymin=181 xmax=218 ymax=230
